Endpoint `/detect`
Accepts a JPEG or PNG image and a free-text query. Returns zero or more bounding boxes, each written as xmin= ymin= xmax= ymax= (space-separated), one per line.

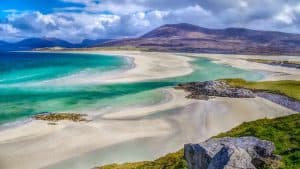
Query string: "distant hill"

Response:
xmin=13 ymin=37 xmax=76 ymax=50
xmin=1 ymin=23 xmax=300 ymax=55
xmin=0 ymin=38 xmax=113 ymax=51
xmin=0 ymin=41 xmax=10 ymax=51
xmin=101 ymin=23 xmax=300 ymax=55
xmin=79 ymin=39 xmax=113 ymax=47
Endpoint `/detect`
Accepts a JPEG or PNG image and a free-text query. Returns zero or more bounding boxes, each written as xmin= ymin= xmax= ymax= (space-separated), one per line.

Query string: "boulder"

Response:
xmin=184 ymin=137 xmax=279 ymax=169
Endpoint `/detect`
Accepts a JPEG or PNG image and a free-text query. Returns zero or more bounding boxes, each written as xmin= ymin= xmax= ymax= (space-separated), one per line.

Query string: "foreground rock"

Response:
xmin=33 ymin=112 xmax=88 ymax=122
xmin=184 ymin=137 xmax=280 ymax=169
xmin=176 ymin=80 xmax=255 ymax=100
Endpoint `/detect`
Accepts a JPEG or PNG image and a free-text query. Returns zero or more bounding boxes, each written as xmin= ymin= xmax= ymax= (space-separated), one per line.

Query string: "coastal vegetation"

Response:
xmin=98 ymin=114 xmax=300 ymax=169
xmin=33 ymin=113 xmax=88 ymax=122
xmin=223 ymin=79 xmax=300 ymax=101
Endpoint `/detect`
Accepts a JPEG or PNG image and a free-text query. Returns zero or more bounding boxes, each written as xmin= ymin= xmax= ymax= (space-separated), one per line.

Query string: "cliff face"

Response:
xmin=101 ymin=23 xmax=300 ymax=55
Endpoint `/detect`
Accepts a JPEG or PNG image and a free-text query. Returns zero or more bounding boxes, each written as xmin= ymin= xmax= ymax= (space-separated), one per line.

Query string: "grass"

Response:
xmin=216 ymin=114 xmax=300 ymax=169
xmin=97 ymin=150 xmax=187 ymax=169
xmin=223 ymin=79 xmax=300 ymax=101
xmin=97 ymin=114 xmax=300 ymax=169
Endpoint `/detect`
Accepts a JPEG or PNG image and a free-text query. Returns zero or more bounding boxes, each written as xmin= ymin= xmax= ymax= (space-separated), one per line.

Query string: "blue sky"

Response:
xmin=1 ymin=0 xmax=300 ymax=42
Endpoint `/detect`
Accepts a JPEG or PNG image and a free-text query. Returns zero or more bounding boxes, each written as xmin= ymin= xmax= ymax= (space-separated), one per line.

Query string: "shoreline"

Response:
xmin=0 ymin=51 xmax=299 ymax=169
xmin=0 ymin=88 xmax=295 ymax=169
xmin=187 ymin=53 xmax=300 ymax=81
xmin=44 ymin=50 xmax=194 ymax=85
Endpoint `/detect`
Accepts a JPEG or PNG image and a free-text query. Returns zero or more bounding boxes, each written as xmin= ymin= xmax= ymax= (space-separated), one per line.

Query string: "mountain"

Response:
xmin=0 ymin=41 xmax=11 ymax=51
xmin=101 ymin=23 xmax=300 ymax=55
xmin=0 ymin=38 xmax=114 ymax=51
xmin=79 ymin=39 xmax=114 ymax=47
xmin=13 ymin=37 xmax=76 ymax=50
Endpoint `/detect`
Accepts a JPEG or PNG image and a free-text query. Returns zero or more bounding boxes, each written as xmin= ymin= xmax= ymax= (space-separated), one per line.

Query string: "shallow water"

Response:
xmin=0 ymin=52 xmax=264 ymax=124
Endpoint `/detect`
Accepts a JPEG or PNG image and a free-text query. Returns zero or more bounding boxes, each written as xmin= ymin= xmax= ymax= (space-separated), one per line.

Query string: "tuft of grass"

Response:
xmin=97 ymin=150 xmax=187 ymax=169
xmin=97 ymin=114 xmax=300 ymax=169
xmin=223 ymin=79 xmax=300 ymax=101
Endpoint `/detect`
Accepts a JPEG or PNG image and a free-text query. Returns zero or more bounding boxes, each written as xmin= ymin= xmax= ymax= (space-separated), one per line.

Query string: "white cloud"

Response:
xmin=1 ymin=0 xmax=300 ymax=42
xmin=275 ymin=5 xmax=297 ymax=24
xmin=0 ymin=24 xmax=19 ymax=34
xmin=3 ymin=11 xmax=120 ymax=42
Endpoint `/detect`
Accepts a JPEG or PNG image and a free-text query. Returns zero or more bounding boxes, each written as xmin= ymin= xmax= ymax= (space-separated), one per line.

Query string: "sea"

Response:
xmin=0 ymin=52 xmax=264 ymax=124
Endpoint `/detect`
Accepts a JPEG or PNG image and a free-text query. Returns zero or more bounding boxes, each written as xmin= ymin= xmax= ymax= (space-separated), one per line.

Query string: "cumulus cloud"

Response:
xmin=2 ymin=11 xmax=121 ymax=42
xmin=0 ymin=0 xmax=300 ymax=42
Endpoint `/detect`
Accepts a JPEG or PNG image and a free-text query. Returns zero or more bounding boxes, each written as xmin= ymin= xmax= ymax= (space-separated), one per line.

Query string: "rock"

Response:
xmin=176 ymin=80 xmax=255 ymax=100
xmin=208 ymin=145 xmax=256 ymax=169
xmin=184 ymin=137 xmax=279 ymax=169
xmin=33 ymin=112 xmax=89 ymax=122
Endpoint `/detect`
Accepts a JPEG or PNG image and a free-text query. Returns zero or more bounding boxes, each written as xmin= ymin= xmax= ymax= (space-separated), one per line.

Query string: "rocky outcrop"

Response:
xmin=184 ymin=137 xmax=280 ymax=169
xmin=176 ymin=80 xmax=255 ymax=100
xmin=33 ymin=112 xmax=88 ymax=122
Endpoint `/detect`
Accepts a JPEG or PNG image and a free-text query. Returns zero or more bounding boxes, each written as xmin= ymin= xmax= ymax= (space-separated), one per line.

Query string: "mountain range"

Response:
xmin=1 ymin=23 xmax=300 ymax=55
xmin=101 ymin=23 xmax=300 ymax=55
xmin=0 ymin=38 xmax=112 ymax=51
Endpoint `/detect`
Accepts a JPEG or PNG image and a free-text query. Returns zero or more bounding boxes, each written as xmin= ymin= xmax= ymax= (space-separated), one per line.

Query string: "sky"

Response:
xmin=0 ymin=0 xmax=300 ymax=43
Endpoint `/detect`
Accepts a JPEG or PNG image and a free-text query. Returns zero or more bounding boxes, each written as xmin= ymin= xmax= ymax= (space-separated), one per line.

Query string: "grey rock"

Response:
xmin=208 ymin=145 xmax=256 ymax=169
xmin=184 ymin=137 xmax=278 ymax=169
xmin=176 ymin=80 xmax=255 ymax=100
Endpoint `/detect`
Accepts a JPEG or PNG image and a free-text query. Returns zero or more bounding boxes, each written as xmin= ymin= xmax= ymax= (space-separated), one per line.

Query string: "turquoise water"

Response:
xmin=0 ymin=52 xmax=264 ymax=124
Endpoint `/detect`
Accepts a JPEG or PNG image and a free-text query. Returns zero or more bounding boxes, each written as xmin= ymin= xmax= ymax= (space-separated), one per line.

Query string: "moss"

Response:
xmin=223 ymin=79 xmax=300 ymax=101
xmin=98 ymin=114 xmax=300 ymax=169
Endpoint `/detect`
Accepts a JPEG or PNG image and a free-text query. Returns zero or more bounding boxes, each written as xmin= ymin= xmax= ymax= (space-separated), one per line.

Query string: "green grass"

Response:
xmin=216 ymin=114 xmax=300 ymax=169
xmin=98 ymin=114 xmax=300 ymax=169
xmin=223 ymin=79 xmax=300 ymax=101
xmin=97 ymin=150 xmax=187 ymax=169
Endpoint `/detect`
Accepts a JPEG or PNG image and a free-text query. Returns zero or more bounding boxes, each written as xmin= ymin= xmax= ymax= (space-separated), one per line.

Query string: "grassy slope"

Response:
xmin=98 ymin=150 xmax=187 ymax=169
xmin=217 ymin=114 xmax=300 ymax=169
xmin=223 ymin=79 xmax=300 ymax=101
xmin=98 ymin=114 xmax=300 ymax=169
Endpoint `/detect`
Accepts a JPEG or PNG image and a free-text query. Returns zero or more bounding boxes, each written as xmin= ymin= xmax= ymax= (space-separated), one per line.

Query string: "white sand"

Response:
xmin=0 ymin=88 xmax=296 ymax=169
xmin=93 ymin=51 xmax=194 ymax=83
xmin=0 ymin=51 xmax=298 ymax=169
xmin=33 ymin=51 xmax=193 ymax=86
